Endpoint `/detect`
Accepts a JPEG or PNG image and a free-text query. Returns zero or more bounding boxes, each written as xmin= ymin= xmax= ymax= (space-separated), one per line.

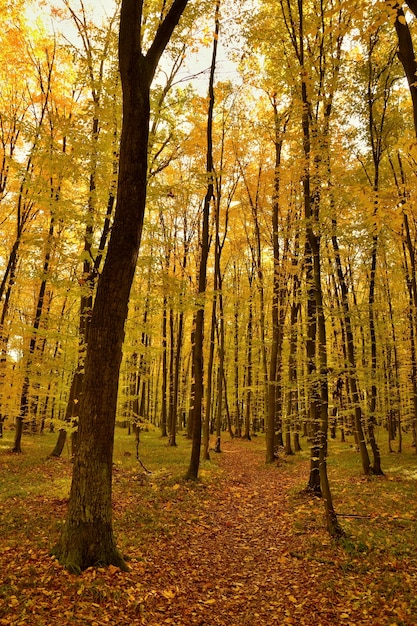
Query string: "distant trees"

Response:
xmin=3 ymin=0 xmax=417 ymax=557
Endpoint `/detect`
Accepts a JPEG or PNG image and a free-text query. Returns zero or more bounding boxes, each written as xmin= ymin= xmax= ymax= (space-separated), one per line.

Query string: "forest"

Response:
xmin=1 ymin=0 xmax=417 ymax=622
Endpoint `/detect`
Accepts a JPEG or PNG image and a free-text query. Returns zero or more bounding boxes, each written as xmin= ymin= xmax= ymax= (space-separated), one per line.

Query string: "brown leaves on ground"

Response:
xmin=1 ymin=438 xmax=417 ymax=625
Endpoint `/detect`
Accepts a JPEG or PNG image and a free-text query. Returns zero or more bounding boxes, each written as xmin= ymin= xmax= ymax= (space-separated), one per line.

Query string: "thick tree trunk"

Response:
xmin=295 ymin=1 xmax=341 ymax=534
xmin=389 ymin=2 xmax=417 ymax=132
xmin=49 ymin=428 xmax=67 ymax=458
xmin=52 ymin=0 xmax=189 ymax=571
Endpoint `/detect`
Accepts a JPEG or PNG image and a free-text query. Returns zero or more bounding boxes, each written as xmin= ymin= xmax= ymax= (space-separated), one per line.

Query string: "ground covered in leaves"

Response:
xmin=1 ymin=431 xmax=417 ymax=625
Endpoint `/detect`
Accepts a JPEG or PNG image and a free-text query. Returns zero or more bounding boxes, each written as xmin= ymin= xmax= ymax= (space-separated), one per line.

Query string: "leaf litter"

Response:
xmin=0 ymin=438 xmax=416 ymax=625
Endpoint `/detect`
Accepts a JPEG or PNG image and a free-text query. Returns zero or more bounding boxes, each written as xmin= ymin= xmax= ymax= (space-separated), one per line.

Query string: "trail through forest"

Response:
xmin=134 ymin=441 xmax=412 ymax=626
xmin=1 ymin=437 xmax=416 ymax=625
xmin=137 ymin=441 xmax=333 ymax=625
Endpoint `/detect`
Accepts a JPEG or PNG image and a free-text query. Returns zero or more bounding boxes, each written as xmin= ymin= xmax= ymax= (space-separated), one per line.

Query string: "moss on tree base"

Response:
xmin=51 ymin=521 xmax=129 ymax=574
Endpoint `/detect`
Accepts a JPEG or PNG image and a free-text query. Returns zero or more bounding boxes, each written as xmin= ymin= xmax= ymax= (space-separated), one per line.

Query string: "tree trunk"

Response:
xmin=266 ymin=120 xmax=281 ymax=463
xmin=161 ymin=297 xmax=168 ymax=437
xmin=52 ymin=0 xmax=190 ymax=571
xmin=186 ymin=0 xmax=219 ymax=480
xmin=295 ymin=0 xmax=342 ymax=534
xmin=233 ymin=264 xmax=242 ymax=437
xmin=12 ymin=214 xmax=55 ymax=452
xmin=202 ymin=292 xmax=216 ymax=460
xmin=331 ymin=224 xmax=372 ymax=474
xmin=389 ymin=2 xmax=417 ymax=133
xmin=244 ymin=287 xmax=253 ymax=441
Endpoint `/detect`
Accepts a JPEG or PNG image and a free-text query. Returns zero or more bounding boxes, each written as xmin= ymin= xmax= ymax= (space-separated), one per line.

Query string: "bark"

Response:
xmin=399 ymin=188 xmax=417 ymax=449
xmin=388 ymin=12 xmax=417 ymax=446
xmin=266 ymin=106 xmax=287 ymax=464
xmin=186 ymin=0 xmax=219 ymax=480
xmin=242 ymin=168 xmax=269 ymax=446
xmin=52 ymin=0 xmax=190 ymax=571
xmin=389 ymin=2 xmax=417 ymax=133
xmin=244 ymin=286 xmax=253 ymax=441
xmin=331 ymin=227 xmax=372 ymax=473
xmin=285 ymin=281 xmax=300 ymax=456
xmin=233 ymin=264 xmax=242 ymax=436
xmin=161 ymin=297 xmax=168 ymax=437
xmin=367 ymin=233 xmax=383 ymax=475
xmin=172 ymin=308 xmax=185 ymax=437
xmin=213 ymin=166 xmax=228 ymax=452
xmin=363 ymin=33 xmax=394 ymax=476
xmin=202 ymin=290 xmax=216 ymax=459
xmin=214 ymin=290 xmax=226 ymax=451
xmin=294 ymin=0 xmax=342 ymax=534
xmin=12 ymin=214 xmax=55 ymax=452
xmin=168 ymin=307 xmax=176 ymax=444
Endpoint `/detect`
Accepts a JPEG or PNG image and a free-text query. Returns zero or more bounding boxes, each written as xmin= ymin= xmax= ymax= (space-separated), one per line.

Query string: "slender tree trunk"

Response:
xmin=266 ymin=105 xmax=289 ymax=462
xmin=186 ymin=0 xmax=219 ymax=480
xmin=12 ymin=214 xmax=55 ymax=452
xmin=233 ymin=263 xmax=241 ymax=436
xmin=331 ymin=235 xmax=372 ymax=473
xmin=295 ymin=0 xmax=342 ymax=534
xmin=202 ymin=292 xmax=216 ymax=459
xmin=244 ymin=284 xmax=253 ymax=441
xmin=367 ymin=232 xmax=383 ymax=475
xmin=161 ymin=297 xmax=168 ymax=437
xmin=168 ymin=307 xmax=177 ymax=444
xmin=214 ymin=285 xmax=226 ymax=452
xmin=285 ymin=288 xmax=300 ymax=456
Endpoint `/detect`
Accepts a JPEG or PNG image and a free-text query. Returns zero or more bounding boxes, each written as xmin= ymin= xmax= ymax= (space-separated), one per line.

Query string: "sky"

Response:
xmin=31 ymin=0 xmax=239 ymax=96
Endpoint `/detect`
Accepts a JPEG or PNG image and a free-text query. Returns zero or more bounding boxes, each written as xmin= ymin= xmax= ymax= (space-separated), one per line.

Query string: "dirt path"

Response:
xmin=135 ymin=440 xmax=354 ymax=626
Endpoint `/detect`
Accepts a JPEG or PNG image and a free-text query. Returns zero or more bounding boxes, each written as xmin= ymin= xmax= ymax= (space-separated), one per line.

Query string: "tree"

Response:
xmin=186 ymin=0 xmax=220 ymax=480
xmin=52 ymin=0 xmax=190 ymax=572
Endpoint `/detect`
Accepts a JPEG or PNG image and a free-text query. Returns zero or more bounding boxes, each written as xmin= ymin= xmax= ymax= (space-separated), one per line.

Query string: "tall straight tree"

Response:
xmin=279 ymin=0 xmax=343 ymax=535
xmin=186 ymin=0 xmax=220 ymax=481
xmin=388 ymin=2 xmax=417 ymax=448
xmin=52 ymin=0 xmax=190 ymax=573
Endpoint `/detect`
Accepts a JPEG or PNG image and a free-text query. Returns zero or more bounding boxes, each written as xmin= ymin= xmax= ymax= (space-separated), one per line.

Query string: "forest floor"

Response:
xmin=0 ymin=430 xmax=417 ymax=625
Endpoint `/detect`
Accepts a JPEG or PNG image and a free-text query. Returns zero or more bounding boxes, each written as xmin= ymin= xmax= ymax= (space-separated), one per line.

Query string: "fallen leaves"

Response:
xmin=1 ymin=438 xmax=417 ymax=625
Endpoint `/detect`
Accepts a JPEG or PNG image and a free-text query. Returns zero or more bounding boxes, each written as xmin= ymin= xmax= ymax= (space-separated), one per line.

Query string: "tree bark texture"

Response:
xmin=186 ymin=0 xmax=219 ymax=480
xmin=52 ymin=0 xmax=189 ymax=571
